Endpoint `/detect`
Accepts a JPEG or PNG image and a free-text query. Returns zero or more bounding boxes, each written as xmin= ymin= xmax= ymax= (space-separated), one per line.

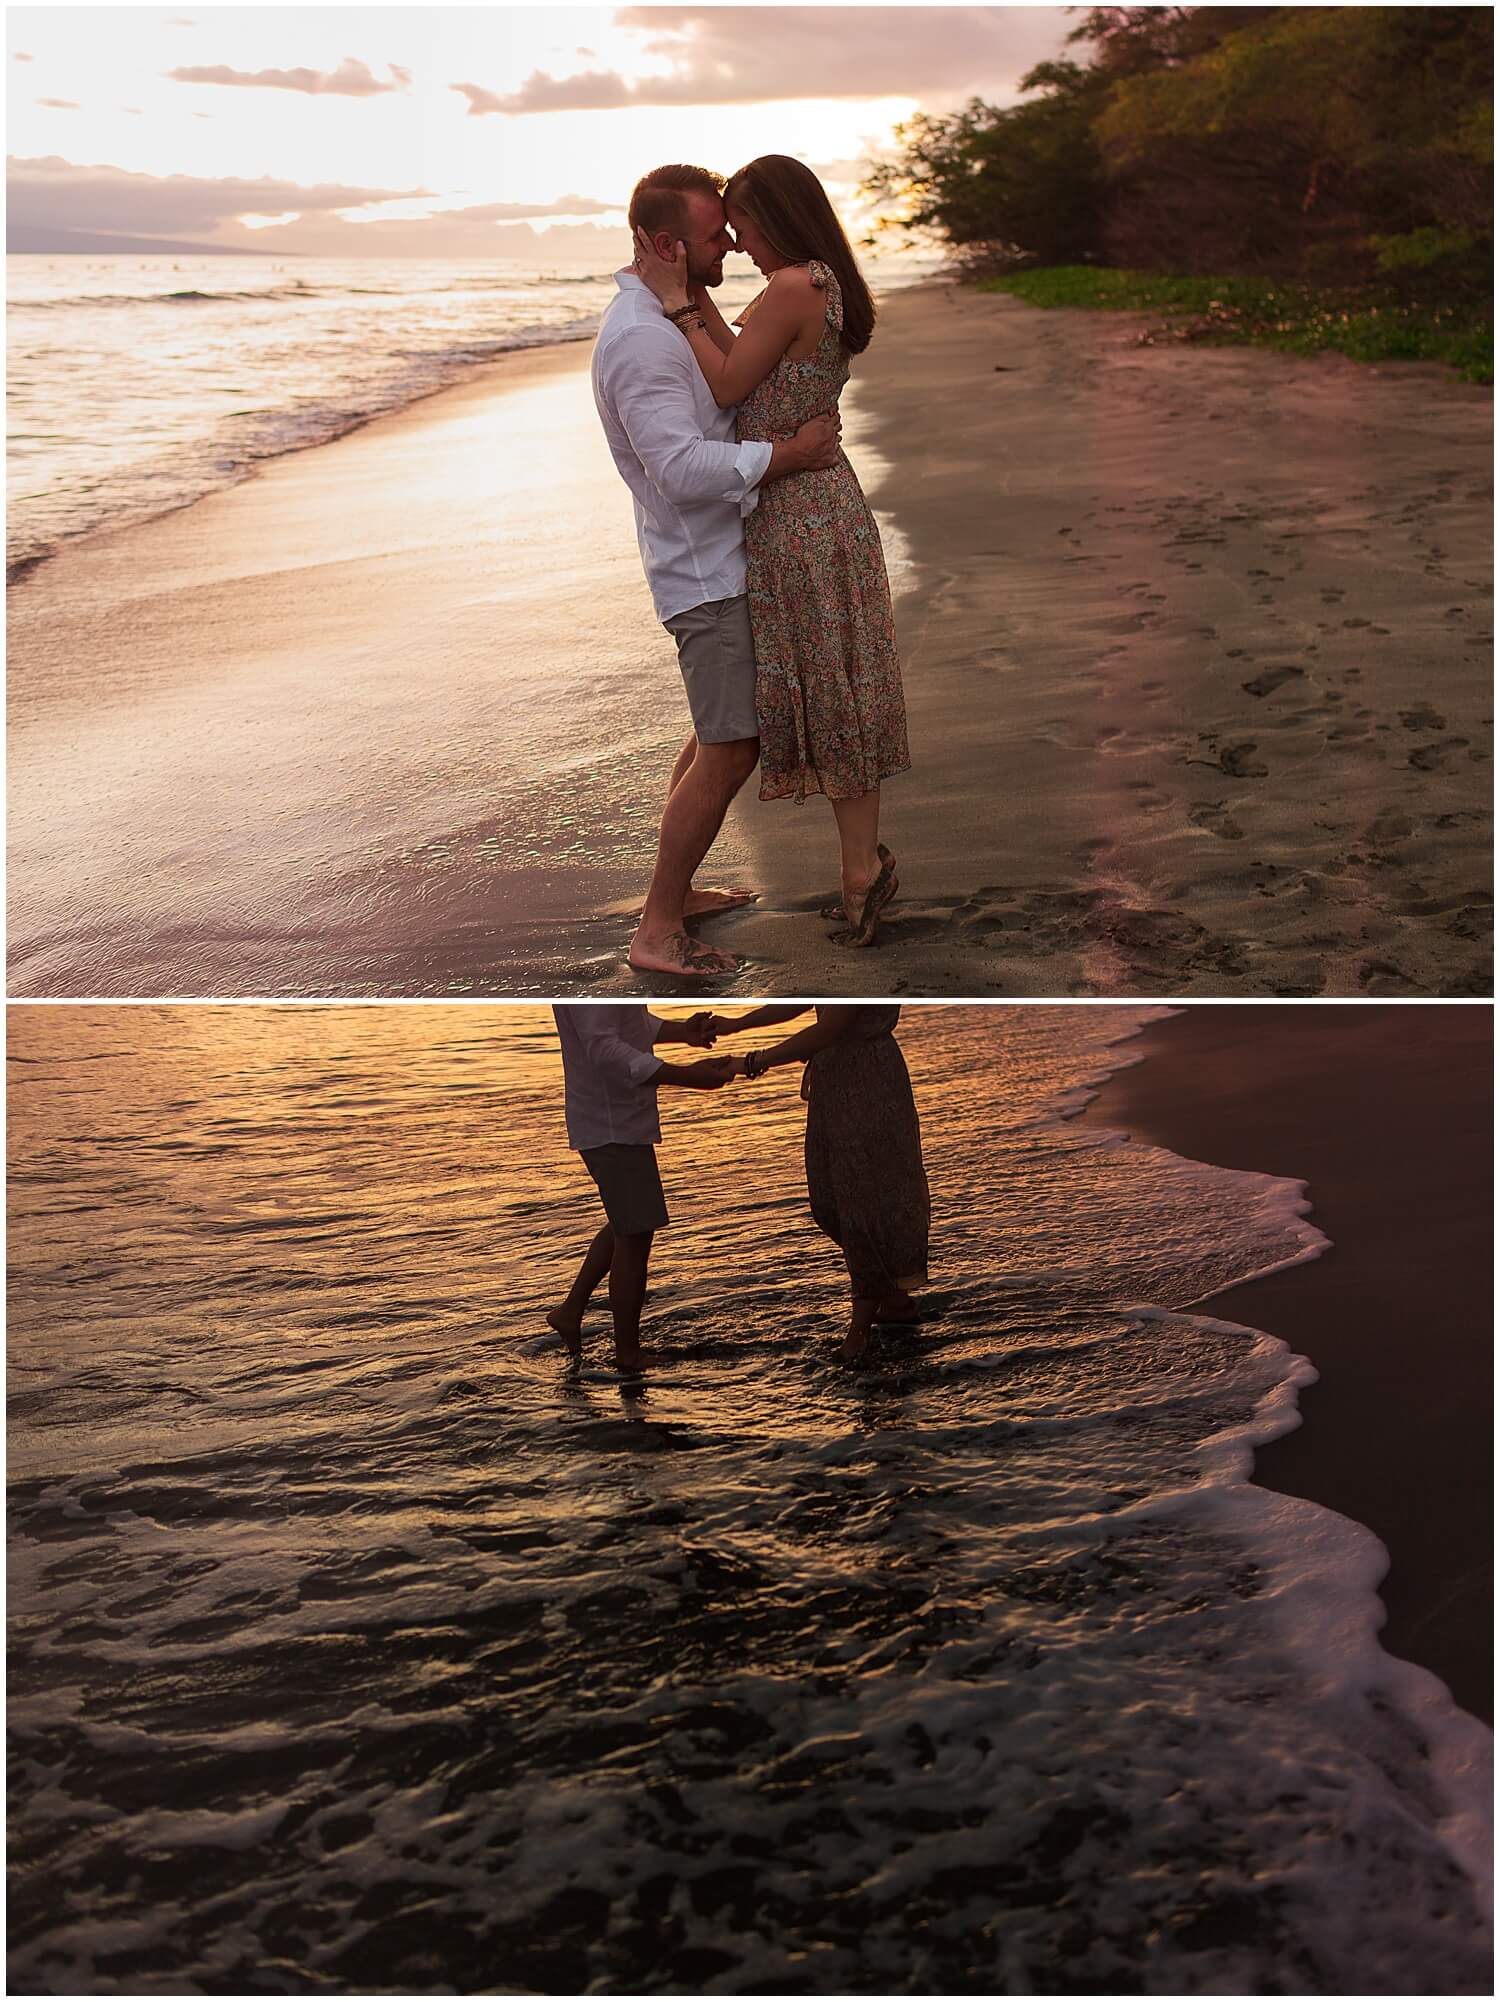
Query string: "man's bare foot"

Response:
xmin=683 ymin=886 xmax=758 ymax=919
xmin=628 ymin=928 xmax=739 ymax=979
xmin=546 ymin=1307 xmax=583 ymax=1351
xmin=613 ymin=1344 xmax=664 ymax=1374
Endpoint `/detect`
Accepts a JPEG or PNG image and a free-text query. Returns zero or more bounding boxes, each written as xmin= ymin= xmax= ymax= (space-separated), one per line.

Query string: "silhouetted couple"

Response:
xmin=549 ymin=1003 xmax=929 ymax=1371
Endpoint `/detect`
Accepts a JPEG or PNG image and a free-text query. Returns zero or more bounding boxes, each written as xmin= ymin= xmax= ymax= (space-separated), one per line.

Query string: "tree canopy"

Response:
xmin=864 ymin=6 xmax=1492 ymax=297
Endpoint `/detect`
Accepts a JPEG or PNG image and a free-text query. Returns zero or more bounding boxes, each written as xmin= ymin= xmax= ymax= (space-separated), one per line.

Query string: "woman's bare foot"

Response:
xmin=874 ymin=1292 xmax=920 ymax=1324
xmin=683 ymin=886 xmax=757 ymax=919
xmin=839 ymin=1301 xmax=878 ymax=1363
xmin=628 ymin=927 xmax=740 ymax=980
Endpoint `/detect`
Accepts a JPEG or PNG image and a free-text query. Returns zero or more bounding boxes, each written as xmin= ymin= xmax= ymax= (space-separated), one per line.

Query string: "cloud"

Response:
xmin=453 ymin=74 xmax=630 ymax=116
xmin=461 ymin=6 xmax=1069 ymax=114
xmin=165 ymin=56 xmax=409 ymax=97
xmin=4 ymin=156 xmax=626 ymax=258
xmin=37 ymin=99 xmax=80 ymax=111
xmin=7 ymin=155 xmax=429 ymax=238
xmin=446 ymin=194 xmax=619 ymax=221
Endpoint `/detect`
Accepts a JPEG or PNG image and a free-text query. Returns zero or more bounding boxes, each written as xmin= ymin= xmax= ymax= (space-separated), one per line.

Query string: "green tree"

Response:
xmin=862 ymin=62 xmax=1107 ymax=269
xmin=866 ymin=5 xmax=1492 ymax=295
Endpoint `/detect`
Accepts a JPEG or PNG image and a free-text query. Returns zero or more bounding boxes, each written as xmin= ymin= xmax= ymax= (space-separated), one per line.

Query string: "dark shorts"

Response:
xmin=662 ymin=593 xmax=760 ymax=744
xmin=580 ymin=1143 xmax=669 ymax=1237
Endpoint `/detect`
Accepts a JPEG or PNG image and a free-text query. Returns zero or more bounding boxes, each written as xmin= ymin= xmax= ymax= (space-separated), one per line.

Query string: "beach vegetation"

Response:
xmin=975 ymin=267 xmax=1493 ymax=383
xmin=865 ymin=5 xmax=1492 ymax=381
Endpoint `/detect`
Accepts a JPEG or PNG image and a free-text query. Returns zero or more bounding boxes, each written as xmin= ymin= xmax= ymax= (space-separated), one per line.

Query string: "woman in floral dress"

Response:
xmin=634 ymin=155 xmax=911 ymax=947
xmin=710 ymin=1003 xmax=930 ymax=1361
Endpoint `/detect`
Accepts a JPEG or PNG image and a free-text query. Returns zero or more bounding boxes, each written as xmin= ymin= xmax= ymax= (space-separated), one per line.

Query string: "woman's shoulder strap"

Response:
xmin=806 ymin=258 xmax=843 ymax=329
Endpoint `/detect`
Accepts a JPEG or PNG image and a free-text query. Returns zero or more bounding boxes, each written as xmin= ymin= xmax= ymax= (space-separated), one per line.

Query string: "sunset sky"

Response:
xmin=7 ymin=4 xmax=1073 ymax=255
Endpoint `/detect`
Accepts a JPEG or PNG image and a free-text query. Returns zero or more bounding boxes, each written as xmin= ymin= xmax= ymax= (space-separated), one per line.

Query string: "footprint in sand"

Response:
xmin=1408 ymin=739 xmax=1470 ymax=772
xmin=1218 ymin=742 xmax=1267 ymax=779
xmin=1369 ymin=809 xmax=1413 ymax=842
xmin=1399 ymin=705 xmax=1447 ymax=731
xmin=1188 ymin=802 xmax=1245 ymax=840
xmin=1241 ymin=666 xmax=1306 ymax=698
xmin=1359 ymin=958 xmax=1422 ymax=995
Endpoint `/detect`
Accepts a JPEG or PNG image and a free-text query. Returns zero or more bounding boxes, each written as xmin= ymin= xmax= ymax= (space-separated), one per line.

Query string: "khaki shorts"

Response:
xmin=580 ymin=1143 xmax=669 ymax=1237
xmin=663 ymin=594 xmax=760 ymax=745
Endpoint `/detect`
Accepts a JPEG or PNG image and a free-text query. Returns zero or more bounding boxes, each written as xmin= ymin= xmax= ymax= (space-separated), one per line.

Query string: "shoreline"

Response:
xmin=5 ymin=326 xmax=603 ymax=588
xmin=9 ymin=282 xmax=1492 ymax=1000
xmin=6 ymin=262 xmax=941 ymax=589
xmin=1083 ymin=1003 xmax=1492 ymax=1723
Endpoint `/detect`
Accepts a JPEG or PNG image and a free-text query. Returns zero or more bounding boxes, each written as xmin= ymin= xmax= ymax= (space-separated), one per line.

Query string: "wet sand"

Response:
xmin=7 ymin=285 xmax=1492 ymax=998
xmin=1086 ymin=1004 xmax=1492 ymax=1722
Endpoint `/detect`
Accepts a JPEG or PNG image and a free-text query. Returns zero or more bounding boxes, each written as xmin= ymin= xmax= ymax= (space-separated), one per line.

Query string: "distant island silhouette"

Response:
xmin=8 ymin=226 xmax=297 ymax=256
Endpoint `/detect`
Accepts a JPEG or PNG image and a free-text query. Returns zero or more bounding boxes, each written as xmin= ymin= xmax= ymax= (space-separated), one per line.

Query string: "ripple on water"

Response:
xmin=6 ymin=1004 xmax=1490 ymax=1992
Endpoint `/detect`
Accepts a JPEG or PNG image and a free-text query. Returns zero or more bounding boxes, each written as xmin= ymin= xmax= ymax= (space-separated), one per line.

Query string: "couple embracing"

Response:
xmin=549 ymin=1004 xmax=930 ymax=1372
xmin=593 ymin=156 xmax=912 ymax=981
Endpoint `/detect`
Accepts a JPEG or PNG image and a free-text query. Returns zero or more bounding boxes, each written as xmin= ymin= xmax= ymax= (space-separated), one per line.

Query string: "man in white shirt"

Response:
xmin=593 ymin=162 xmax=843 ymax=982
xmin=549 ymin=1003 xmax=734 ymax=1374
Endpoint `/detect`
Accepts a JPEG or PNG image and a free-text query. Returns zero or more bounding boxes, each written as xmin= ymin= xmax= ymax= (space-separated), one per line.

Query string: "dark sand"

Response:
xmin=8 ymin=284 xmax=1492 ymax=998
xmin=1087 ymin=1003 xmax=1492 ymax=1721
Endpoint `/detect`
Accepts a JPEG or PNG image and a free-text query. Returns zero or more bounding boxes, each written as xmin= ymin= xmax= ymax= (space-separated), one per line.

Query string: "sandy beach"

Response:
xmin=1087 ymin=1003 xmax=1492 ymax=1723
xmin=8 ymin=285 xmax=1492 ymax=999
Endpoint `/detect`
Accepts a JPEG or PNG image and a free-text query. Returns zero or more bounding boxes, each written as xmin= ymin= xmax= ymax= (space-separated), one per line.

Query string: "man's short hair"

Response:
xmin=628 ymin=163 xmax=725 ymax=240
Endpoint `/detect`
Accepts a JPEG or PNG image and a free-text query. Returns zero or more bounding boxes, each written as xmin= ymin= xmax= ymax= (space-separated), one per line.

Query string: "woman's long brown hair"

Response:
xmin=724 ymin=155 xmax=875 ymax=355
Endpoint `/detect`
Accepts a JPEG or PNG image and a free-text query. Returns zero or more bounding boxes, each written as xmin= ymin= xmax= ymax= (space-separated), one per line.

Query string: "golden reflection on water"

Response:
xmin=8 ymin=1005 xmax=1490 ymax=2002
xmin=10 ymin=1000 xmax=1319 ymax=1414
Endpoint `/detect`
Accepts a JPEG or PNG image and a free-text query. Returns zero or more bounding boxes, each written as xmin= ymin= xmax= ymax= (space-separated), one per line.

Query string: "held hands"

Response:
xmin=668 ymin=1052 xmax=770 ymax=1087
xmin=681 ymin=1011 xmax=718 ymax=1048
xmin=633 ymin=225 xmax=691 ymax=314
xmin=678 ymin=1055 xmax=737 ymax=1090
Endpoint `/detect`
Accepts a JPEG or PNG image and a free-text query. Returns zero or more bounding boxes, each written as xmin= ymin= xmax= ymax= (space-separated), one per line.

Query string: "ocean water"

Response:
xmin=5 ymin=251 xmax=936 ymax=578
xmin=7 ymin=1003 xmax=1491 ymax=1994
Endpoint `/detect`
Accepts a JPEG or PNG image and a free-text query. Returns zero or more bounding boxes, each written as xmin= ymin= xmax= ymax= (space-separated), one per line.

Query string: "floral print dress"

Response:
xmin=735 ymin=261 xmax=912 ymax=802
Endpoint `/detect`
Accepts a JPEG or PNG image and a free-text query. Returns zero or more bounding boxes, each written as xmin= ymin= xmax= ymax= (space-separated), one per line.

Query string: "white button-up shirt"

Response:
xmin=592 ymin=271 xmax=774 ymax=623
xmin=554 ymin=1004 xmax=666 ymax=1150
